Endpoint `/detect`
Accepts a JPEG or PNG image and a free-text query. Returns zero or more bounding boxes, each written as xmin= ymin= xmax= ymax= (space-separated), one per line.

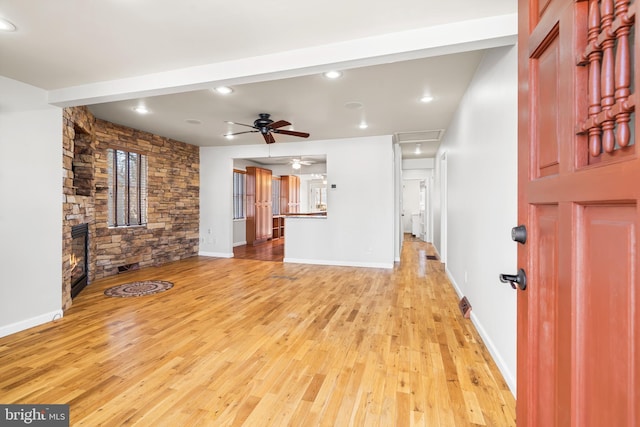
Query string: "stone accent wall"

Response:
xmin=62 ymin=107 xmax=200 ymax=310
xmin=62 ymin=107 xmax=96 ymax=310
xmin=93 ymin=119 xmax=200 ymax=279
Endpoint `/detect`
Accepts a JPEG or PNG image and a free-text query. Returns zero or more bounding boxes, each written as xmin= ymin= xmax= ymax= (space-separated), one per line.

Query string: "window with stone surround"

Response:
xmin=107 ymin=148 xmax=148 ymax=227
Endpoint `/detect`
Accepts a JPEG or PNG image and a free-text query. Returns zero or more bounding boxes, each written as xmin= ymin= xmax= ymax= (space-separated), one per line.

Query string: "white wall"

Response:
xmin=0 ymin=77 xmax=64 ymax=337
xmin=200 ymin=135 xmax=395 ymax=268
xmin=402 ymin=158 xmax=435 ymax=170
xmin=232 ymin=220 xmax=247 ymax=247
xmin=394 ymin=144 xmax=403 ymax=262
xmin=433 ymin=46 xmax=518 ymax=394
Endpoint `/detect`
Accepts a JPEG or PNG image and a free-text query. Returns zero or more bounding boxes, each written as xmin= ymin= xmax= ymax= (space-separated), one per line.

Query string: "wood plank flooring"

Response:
xmin=233 ymin=238 xmax=284 ymax=262
xmin=0 ymin=239 xmax=515 ymax=426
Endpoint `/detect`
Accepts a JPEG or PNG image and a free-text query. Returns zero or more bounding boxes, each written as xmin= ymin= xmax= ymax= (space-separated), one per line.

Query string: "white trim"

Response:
xmin=445 ymin=267 xmax=516 ymax=397
xmin=198 ymin=251 xmax=234 ymax=258
xmin=0 ymin=310 xmax=64 ymax=339
xmin=439 ymin=152 xmax=448 ymax=264
xmin=446 ymin=266 xmax=463 ymax=299
xmin=233 ymin=241 xmax=247 ymax=247
xmin=433 ymin=245 xmax=442 ymax=262
xmin=471 ymin=311 xmax=517 ymax=396
xmin=284 ymin=258 xmax=393 ymax=269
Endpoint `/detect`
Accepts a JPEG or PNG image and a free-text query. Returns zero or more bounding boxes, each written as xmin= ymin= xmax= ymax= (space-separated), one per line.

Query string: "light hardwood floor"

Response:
xmin=0 ymin=239 xmax=515 ymax=426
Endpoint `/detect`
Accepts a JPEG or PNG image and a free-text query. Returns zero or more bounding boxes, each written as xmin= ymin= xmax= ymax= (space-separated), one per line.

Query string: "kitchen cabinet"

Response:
xmin=246 ymin=166 xmax=272 ymax=245
xmin=279 ymin=175 xmax=300 ymax=214
xmin=272 ymin=216 xmax=285 ymax=239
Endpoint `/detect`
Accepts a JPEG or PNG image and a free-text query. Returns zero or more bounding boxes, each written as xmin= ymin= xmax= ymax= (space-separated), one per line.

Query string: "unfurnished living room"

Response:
xmin=4 ymin=0 xmax=637 ymax=426
xmin=4 ymin=1 xmax=516 ymax=425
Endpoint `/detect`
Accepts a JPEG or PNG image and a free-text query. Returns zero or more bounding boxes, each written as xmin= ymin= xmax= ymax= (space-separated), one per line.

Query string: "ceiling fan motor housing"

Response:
xmin=225 ymin=113 xmax=309 ymax=143
xmin=254 ymin=113 xmax=273 ymax=131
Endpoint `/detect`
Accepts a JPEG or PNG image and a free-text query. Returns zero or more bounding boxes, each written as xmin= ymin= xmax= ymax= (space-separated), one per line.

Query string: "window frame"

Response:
xmin=272 ymin=176 xmax=281 ymax=216
xmin=233 ymin=169 xmax=246 ymax=220
xmin=107 ymin=148 xmax=148 ymax=227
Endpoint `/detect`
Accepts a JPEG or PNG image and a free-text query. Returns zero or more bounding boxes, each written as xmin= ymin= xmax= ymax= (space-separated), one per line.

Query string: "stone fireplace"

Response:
xmin=70 ymin=223 xmax=89 ymax=298
xmin=62 ymin=107 xmax=96 ymax=310
xmin=62 ymin=106 xmax=199 ymax=310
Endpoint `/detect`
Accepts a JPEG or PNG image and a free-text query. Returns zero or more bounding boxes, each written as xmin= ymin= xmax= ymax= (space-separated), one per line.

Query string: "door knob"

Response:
xmin=499 ymin=268 xmax=527 ymax=290
xmin=511 ymin=225 xmax=527 ymax=244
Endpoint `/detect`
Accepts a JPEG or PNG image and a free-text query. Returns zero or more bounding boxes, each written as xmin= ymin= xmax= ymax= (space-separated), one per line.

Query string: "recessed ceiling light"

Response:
xmin=185 ymin=119 xmax=202 ymax=125
xmin=133 ymin=106 xmax=149 ymax=114
xmin=359 ymin=122 xmax=368 ymax=129
xmin=214 ymin=86 xmax=233 ymax=95
xmin=0 ymin=18 xmax=16 ymax=32
xmin=420 ymin=95 xmax=434 ymax=103
xmin=323 ymin=70 xmax=342 ymax=79
xmin=224 ymin=134 xmax=234 ymax=140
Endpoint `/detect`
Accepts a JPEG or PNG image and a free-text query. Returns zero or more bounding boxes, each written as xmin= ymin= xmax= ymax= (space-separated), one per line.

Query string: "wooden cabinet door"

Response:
xmin=245 ymin=167 xmax=257 ymax=245
xmin=245 ymin=167 xmax=272 ymax=245
xmin=280 ymin=175 xmax=300 ymax=213
xmin=280 ymin=176 xmax=290 ymax=214
xmin=259 ymin=168 xmax=272 ymax=240
xmin=518 ymin=0 xmax=639 ymax=425
xmin=289 ymin=175 xmax=300 ymax=213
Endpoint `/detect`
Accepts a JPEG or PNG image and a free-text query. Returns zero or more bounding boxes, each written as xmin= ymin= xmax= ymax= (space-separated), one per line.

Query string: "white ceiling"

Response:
xmin=0 ymin=0 xmax=517 ymax=160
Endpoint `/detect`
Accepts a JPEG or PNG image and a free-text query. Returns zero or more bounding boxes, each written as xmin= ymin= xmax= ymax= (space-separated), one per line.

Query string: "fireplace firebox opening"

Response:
xmin=70 ymin=223 xmax=89 ymax=298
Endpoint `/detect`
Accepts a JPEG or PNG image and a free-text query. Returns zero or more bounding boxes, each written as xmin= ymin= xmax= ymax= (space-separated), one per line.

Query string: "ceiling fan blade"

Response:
xmin=263 ymin=132 xmax=276 ymax=144
xmin=274 ymin=129 xmax=310 ymax=138
xmin=268 ymin=120 xmax=291 ymax=129
xmin=225 ymin=120 xmax=256 ymax=129
xmin=225 ymin=130 xmax=258 ymax=136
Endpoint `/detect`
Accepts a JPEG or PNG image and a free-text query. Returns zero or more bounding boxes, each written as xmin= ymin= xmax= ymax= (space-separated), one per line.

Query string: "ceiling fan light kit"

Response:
xmin=0 ymin=17 xmax=16 ymax=32
xmin=290 ymin=158 xmax=313 ymax=170
xmin=224 ymin=113 xmax=310 ymax=144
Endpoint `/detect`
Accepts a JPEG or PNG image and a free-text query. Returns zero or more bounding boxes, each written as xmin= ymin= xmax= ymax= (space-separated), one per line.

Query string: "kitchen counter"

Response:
xmin=282 ymin=212 xmax=327 ymax=218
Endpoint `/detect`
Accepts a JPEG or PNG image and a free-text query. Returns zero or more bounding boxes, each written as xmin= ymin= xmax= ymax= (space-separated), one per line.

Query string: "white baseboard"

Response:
xmin=0 ymin=309 xmax=64 ymax=338
xmin=284 ymin=258 xmax=394 ymax=269
xmin=233 ymin=241 xmax=247 ymax=247
xmin=433 ymin=246 xmax=442 ymax=262
xmin=445 ymin=266 xmax=516 ymax=397
xmin=198 ymin=251 xmax=234 ymax=258
xmin=470 ymin=311 xmax=517 ymax=396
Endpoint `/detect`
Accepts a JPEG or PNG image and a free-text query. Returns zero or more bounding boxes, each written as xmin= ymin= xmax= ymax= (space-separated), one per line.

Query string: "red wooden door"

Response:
xmin=518 ymin=0 xmax=639 ymax=425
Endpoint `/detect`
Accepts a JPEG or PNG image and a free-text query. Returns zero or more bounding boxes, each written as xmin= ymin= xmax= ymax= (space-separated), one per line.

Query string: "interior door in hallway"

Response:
xmin=518 ymin=0 xmax=639 ymax=425
xmin=402 ymin=179 xmax=421 ymax=234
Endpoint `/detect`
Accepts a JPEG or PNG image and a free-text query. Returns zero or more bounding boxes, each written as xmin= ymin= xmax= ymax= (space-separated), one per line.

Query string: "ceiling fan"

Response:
xmin=224 ymin=113 xmax=310 ymax=144
xmin=290 ymin=158 xmax=313 ymax=170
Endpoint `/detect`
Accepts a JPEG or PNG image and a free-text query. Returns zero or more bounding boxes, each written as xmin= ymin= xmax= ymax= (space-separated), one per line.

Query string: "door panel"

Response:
xmin=519 ymin=0 xmax=639 ymax=425
xmin=533 ymin=30 xmax=561 ymax=177
xmin=530 ymin=204 xmax=560 ymax=426
xmin=576 ymin=204 xmax=636 ymax=427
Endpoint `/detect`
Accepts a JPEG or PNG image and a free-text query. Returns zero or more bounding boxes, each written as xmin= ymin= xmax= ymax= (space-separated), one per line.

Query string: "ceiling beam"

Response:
xmin=48 ymin=14 xmax=517 ymax=108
